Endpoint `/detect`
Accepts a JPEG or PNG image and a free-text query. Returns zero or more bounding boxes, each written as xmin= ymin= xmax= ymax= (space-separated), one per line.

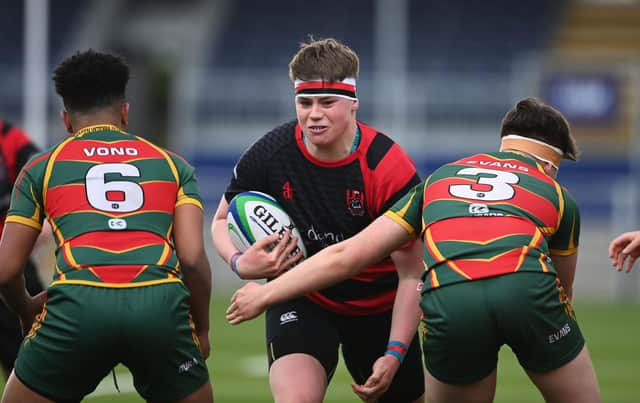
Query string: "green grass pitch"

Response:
xmin=0 ymin=297 xmax=638 ymax=402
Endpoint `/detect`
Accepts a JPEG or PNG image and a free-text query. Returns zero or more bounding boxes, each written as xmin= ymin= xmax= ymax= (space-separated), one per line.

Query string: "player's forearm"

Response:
xmin=211 ymin=216 xmax=239 ymax=263
xmin=182 ymin=253 xmax=212 ymax=333
xmin=0 ymin=275 xmax=31 ymax=318
xmin=262 ymin=241 xmax=359 ymax=307
xmin=551 ymin=253 xmax=577 ymax=302
xmin=388 ymin=277 xmax=422 ymax=346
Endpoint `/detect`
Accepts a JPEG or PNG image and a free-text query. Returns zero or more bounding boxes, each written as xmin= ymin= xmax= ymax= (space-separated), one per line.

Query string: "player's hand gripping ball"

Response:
xmin=227 ymin=191 xmax=307 ymax=263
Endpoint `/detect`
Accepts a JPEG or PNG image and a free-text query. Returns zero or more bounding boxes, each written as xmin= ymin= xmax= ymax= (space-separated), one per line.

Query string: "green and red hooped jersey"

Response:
xmin=6 ymin=125 xmax=203 ymax=287
xmin=385 ymin=151 xmax=580 ymax=292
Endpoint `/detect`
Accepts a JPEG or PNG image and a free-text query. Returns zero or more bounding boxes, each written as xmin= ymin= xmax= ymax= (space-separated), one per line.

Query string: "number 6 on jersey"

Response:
xmin=85 ymin=163 xmax=144 ymax=212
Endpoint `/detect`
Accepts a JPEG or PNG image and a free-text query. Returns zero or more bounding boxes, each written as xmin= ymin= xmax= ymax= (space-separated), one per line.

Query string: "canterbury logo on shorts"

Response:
xmin=280 ymin=311 xmax=298 ymax=325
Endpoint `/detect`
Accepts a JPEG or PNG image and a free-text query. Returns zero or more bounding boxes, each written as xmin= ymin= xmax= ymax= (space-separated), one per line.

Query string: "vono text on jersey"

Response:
xmin=463 ymin=160 xmax=529 ymax=172
xmin=82 ymin=147 xmax=139 ymax=157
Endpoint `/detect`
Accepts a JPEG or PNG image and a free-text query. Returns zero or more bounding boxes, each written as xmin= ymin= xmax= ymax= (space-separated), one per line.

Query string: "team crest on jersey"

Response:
xmin=346 ymin=189 xmax=365 ymax=216
xmin=282 ymin=181 xmax=293 ymax=200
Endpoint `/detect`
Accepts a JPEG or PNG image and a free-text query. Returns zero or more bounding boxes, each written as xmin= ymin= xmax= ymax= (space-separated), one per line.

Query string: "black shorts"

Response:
xmin=0 ymin=259 xmax=44 ymax=374
xmin=266 ymin=297 xmax=425 ymax=403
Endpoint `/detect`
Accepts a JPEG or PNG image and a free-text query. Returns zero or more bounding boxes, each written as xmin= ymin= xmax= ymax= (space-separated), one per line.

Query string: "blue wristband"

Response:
xmin=385 ymin=340 xmax=408 ymax=363
xmin=229 ymin=252 xmax=242 ymax=276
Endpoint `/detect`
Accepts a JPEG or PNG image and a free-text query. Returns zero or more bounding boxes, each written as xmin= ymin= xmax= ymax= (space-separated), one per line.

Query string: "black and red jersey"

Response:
xmin=225 ymin=120 xmax=420 ymax=315
xmin=0 ymin=120 xmax=39 ymax=233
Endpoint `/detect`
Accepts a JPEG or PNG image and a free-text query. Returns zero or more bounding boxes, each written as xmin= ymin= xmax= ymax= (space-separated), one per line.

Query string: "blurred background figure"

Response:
xmin=0 ymin=119 xmax=46 ymax=380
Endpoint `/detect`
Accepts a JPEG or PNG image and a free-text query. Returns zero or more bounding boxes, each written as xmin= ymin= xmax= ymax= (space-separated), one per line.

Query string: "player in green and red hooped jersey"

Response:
xmin=0 ymin=50 xmax=213 ymax=403
xmin=226 ymin=98 xmax=601 ymax=403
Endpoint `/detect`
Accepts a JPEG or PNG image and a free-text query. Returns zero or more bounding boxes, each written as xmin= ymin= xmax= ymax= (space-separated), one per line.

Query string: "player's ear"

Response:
xmin=60 ymin=110 xmax=73 ymax=134
xmin=121 ymin=102 xmax=130 ymax=127
xmin=351 ymin=98 xmax=359 ymax=112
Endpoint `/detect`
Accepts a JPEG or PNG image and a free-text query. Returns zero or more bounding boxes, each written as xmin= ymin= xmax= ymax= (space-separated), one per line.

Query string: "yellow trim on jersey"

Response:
xmin=176 ymin=197 xmax=203 ymax=209
xmin=460 ymin=248 xmax=525 ymax=263
xmin=55 ymin=265 xmax=66 ymax=280
xmin=539 ymin=253 xmax=550 ymax=273
xmin=28 ymin=185 xmax=43 ymax=223
xmin=78 ymin=244 xmax=161 ymax=254
xmin=554 ymin=181 xmax=565 ymax=232
xmin=48 ymin=209 xmax=176 ymax=219
xmin=42 ymin=137 xmax=76 ymax=245
xmin=421 ymin=179 xmax=430 ymax=233
xmin=49 ymin=277 xmax=183 ymax=288
xmin=429 ymin=269 xmax=440 ymax=287
xmin=384 ymin=211 xmax=415 ymax=236
xmin=566 ymin=210 xmax=577 ymax=250
xmin=549 ymin=247 xmax=578 ymax=256
xmin=157 ymin=242 xmax=171 ymax=265
xmin=74 ymin=124 xmax=124 ymax=137
xmin=514 ymin=229 xmax=542 ymax=272
xmin=425 ymin=228 xmax=472 ymax=280
xmin=4 ymin=216 xmax=42 ymax=230
xmin=63 ymin=243 xmax=81 ymax=269
xmin=451 ymin=233 xmax=531 ymax=247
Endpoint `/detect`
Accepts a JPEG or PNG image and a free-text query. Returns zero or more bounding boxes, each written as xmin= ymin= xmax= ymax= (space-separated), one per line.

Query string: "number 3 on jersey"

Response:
xmin=85 ymin=163 xmax=144 ymax=212
xmin=449 ymin=167 xmax=519 ymax=201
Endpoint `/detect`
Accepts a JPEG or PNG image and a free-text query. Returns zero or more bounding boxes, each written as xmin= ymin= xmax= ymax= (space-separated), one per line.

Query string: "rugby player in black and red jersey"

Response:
xmin=212 ymin=38 xmax=425 ymax=403
xmin=0 ymin=120 xmax=46 ymax=379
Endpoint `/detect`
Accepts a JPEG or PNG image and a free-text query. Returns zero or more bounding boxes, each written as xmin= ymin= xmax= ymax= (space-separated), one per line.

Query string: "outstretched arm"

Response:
xmin=609 ymin=230 xmax=640 ymax=273
xmin=226 ymin=215 xmax=413 ymax=324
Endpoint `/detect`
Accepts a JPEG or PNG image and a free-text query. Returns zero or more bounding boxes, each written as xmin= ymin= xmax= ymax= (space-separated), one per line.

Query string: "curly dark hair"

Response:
xmin=52 ymin=49 xmax=129 ymax=113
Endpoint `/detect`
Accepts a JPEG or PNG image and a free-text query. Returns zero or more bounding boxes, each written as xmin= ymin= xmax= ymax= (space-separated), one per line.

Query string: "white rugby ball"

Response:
xmin=227 ymin=191 xmax=307 ymax=260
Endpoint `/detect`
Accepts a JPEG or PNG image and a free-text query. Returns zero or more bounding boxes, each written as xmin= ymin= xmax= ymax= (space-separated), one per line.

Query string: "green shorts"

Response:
xmin=15 ymin=282 xmax=209 ymax=401
xmin=420 ymin=272 xmax=584 ymax=384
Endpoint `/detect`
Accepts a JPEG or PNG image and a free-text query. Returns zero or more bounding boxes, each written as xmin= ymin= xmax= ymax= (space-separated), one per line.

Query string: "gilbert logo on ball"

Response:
xmin=227 ymin=191 xmax=307 ymax=261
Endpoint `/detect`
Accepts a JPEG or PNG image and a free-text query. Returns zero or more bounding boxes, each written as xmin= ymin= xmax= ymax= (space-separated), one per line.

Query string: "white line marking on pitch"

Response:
xmin=88 ymin=371 xmax=135 ymax=397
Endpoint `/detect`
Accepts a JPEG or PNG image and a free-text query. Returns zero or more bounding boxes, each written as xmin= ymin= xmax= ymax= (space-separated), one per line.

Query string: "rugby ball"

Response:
xmin=227 ymin=191 xmax=307 ymax=260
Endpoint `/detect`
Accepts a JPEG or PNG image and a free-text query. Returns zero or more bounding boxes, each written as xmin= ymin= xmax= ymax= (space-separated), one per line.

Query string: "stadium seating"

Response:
xmin=0 ymin=0 xmax=87 ymax=121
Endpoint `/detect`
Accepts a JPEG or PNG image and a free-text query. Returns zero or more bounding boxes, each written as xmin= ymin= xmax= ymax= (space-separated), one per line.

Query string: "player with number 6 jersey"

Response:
xmin=0 ymin=50 xmax=213 ymax=403
xmin=10 ymin=125 xmax=200 ymax=286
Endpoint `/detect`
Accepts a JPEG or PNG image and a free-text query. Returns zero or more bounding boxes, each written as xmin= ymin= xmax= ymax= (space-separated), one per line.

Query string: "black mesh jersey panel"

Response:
xmin=226 ymin=120 xmax=420 ymax=315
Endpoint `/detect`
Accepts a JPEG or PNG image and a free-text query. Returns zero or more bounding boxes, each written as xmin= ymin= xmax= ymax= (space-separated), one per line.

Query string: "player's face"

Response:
xmin=295 ymin=96 xmax=358 ymax=148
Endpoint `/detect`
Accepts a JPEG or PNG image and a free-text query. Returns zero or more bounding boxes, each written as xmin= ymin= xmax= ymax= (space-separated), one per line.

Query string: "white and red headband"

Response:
xmin=294 ymin=78 xmax=357 ymax=101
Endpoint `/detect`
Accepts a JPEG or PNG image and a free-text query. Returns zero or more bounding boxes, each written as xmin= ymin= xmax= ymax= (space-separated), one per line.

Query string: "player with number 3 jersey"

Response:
xmin=226 ymin=98 xmax=601 ymax=403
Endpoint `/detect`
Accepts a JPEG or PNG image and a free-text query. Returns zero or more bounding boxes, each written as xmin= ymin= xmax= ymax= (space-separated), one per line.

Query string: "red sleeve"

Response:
xmin=358 ymin=128 xmax=420 ymax=218
xmin=1 ymin=121 xmax=38 ymax=183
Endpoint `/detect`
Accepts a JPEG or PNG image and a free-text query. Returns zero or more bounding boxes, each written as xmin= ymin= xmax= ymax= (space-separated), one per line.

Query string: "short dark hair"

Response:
xmin=500 ymin=97 xmax=578 ymax=161
xmin=52 ymin=49 xmax=129 ymax=113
